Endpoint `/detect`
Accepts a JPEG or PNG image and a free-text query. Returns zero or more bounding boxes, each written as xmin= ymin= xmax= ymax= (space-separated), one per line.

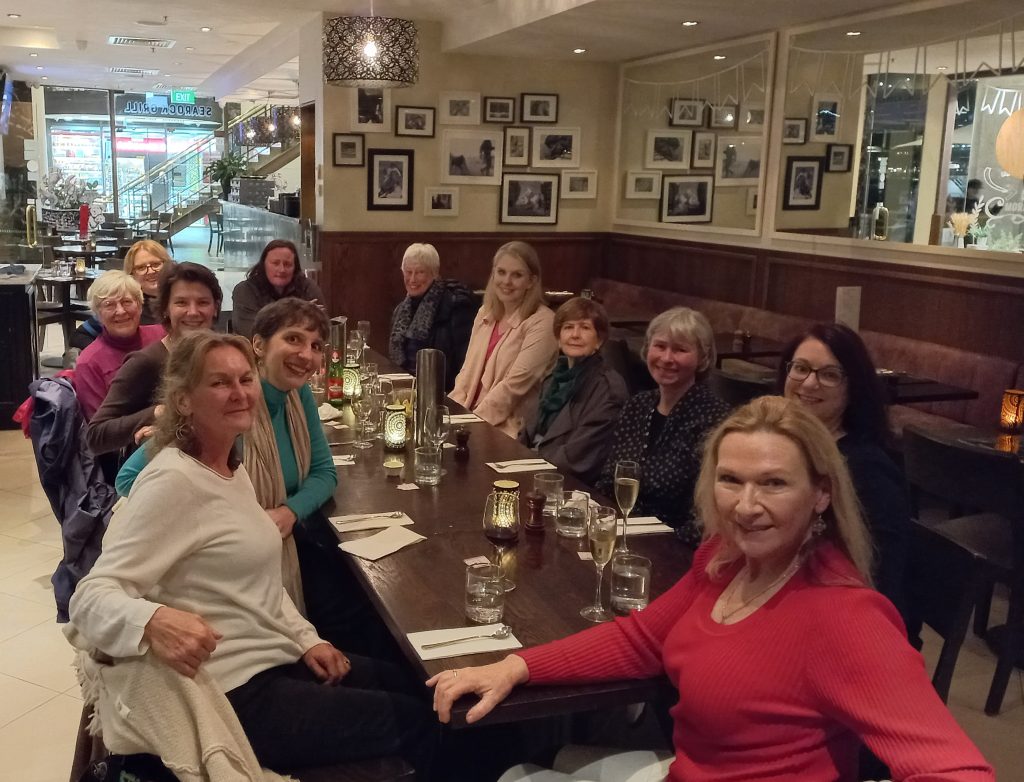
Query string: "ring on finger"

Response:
xmin=449 ymin=669 xmax=458 ymax=678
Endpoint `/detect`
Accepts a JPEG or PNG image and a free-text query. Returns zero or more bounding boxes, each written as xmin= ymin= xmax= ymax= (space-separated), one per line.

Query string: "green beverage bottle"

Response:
xmin=327 ymin=349 xmax=345 ymax=408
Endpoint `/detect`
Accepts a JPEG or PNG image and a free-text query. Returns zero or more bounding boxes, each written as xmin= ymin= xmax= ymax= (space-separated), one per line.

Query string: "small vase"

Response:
xmin=954 ymin=236 xmax=965 ymax=249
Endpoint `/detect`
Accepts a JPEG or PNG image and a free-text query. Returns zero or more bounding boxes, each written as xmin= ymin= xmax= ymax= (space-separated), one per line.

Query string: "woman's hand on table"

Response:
xmin=267 ymin=506 xmax=298 ymax=538
xmin=426 ymin=654 xmax=530 ymax=724
xmin=143 ymin=606 xmax=222 ymax=678
xmin=303 ymin=642 xmax=351 ymax=685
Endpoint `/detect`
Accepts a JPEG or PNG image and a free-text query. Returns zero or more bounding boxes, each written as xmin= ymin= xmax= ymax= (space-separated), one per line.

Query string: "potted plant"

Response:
xmin=204 ymin=151 xmax=248 ymax=200
xmin=37 ymin=169 xmax=99 ymax=231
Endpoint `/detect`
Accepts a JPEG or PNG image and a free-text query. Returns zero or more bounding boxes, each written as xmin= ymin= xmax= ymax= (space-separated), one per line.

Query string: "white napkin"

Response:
xmin=318 ymin=403 xmax=343 ymax=422
xmin=627 ymin=516 xmax=662 ymax=526
xmin=450 ymin=413 xmax=484 ymax=424
xmin=629 ymin=522 xmax=674 ymax=535
xmin=329 ymin=511 xmax=413 ymax=533
xmin=408 ymin=623 xmax=522 ymax=661
xmin=332 ymin=455 xmax=355 ymax=466
xmin=487 ymin=459 xmax=557 ymax=474
xmin=338 ymin=526 xmax=426 ymax=560
xmin=379 ymin=372 xmax=415 ymax=382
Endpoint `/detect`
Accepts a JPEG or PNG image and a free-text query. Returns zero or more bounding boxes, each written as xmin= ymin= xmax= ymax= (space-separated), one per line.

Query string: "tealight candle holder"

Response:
xmin=1000 ymin=389 xmax=1024 ymax=434
xmin=343 ymin=361 xmax=362 ymax=400
xmin=383 ymin=403 xmax=407 ymax=451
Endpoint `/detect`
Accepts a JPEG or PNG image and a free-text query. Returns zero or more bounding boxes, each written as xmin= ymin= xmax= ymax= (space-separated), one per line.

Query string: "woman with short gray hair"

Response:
xmin=596 ymin=306 xmax=730 ymax=546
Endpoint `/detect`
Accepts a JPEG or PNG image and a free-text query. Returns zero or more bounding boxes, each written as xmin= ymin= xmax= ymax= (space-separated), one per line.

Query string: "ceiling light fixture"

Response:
xmin=35 ymin=65 xmax=43 ymax=70
xmin=30 ymin=52 xmax=38 ymax=57
xmin=7 ymin=13 xmax=21 ymax=19
xmin=41 ymin=76 xmax=47 ymax=80
xmin=291 ymin=115 xmax=301 ymax=127
xmin=185 ymin=46 xmax=194 ymax=52
xmin=267 ymin=122 xmax=276 ymax=132
xmin=199 ymin=26 xmax=212 ymax=32
xmin=681 ymin=20 xmax=699 ymax=27
xmin=323 ymin=14 xmax=419 ymax=88
xmin=937 ymin=65 xmax=948 ymax=71
xmin=846 ymin=31 xmax=862 ymax=36
xmin=573 ymin=48 xmax=586 ymax=54
xmin=713 ymin=55 xmax=726 ymax=61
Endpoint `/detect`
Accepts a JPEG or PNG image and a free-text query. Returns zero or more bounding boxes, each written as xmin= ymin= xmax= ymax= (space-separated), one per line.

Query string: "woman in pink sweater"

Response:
xmin=429 ymin=397 xmax=993 ymax=782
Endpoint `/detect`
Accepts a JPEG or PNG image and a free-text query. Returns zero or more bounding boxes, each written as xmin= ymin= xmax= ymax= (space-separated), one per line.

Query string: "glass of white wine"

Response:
xmin=614 ymin=460 xmax=640 ymax=552
xmin=580 ymin=505 xmax=617 ymax=622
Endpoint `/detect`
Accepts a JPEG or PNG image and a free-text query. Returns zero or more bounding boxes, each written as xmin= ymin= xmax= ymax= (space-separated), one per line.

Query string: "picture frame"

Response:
xmin=669 ymin=98 xmax=704 ymax=127
xmin=709 ymin=104 xmax=738 ymax=130
xmin=811 ymin=93 xmax=841 ymax=143
xmin=503 ymin=126 xmax=531 ymax=167
xmin=745 ymin=187 xmax=759 ymax=216
xmin=332 ymin=132 xmax=365 ymax=167
xmin=691 ymin=131 xmax=716 ymax=169
xmin=660 ymin=174 xmax=714 ymax=224
xmin=782 ymin=118 xmax=808 ymax=145
xmin=484 ymin=96 xmax=516 ymax=124
xmin=644 ymin=129 xmax=692 ymax=170
xmin=715 ymin=135 xmax=762 ymax=187
xmin=439 ymin=91 xmax=481 ymax=125
xmin=624 ymin=170 xmax=662 ymax=199
xmin=532 ymin=126 xmax=581 ymax=168
xmin=424 ymin=187 xmax=460 ymax=217
xmin=521 ymin=93 xmax=559 ymax=123
xmin=394 ymin=105 xmax=435 ymax=137
xmin=441 ymin=128 xmax=503 ymax=186
xmin=350 ymin=88 xmax=390 ymax=133
xmin=560 ymin=170 xmax=597 ymax=199
xmin=826 ymin=143 xmax=852 ymax=173
xmin=367 ymin=149 xmax=413 ymax=211
xmin=500 ymin=172 xmax=560 ymax=224
xmin=740 ymin=102 xmax=765 ymax=133
xmin=782 ymin=156 xmax=825 ymax=210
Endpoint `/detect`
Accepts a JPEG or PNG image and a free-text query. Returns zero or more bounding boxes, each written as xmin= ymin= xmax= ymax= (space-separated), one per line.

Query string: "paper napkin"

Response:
xmin=408 ymin=623 xmax=522 ymax=661
xmin=450 ymin=413 xmax=484 ymax=424
xmin=332 ymin=455 xmax=356 ymax=466
xmin=486 ymin=459 xmax=557 ymax=474
xmin=329 ymin=512 xmax=414 ymax=533
xmin=338 ymin=526 xmax=426 ymax=561
xmin=318 ymin=403 xmax=344 ymax=422
xmin=379 ymin=372 xmax=415 ymax=382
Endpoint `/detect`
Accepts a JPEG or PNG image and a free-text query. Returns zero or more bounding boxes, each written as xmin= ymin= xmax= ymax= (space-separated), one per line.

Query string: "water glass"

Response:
xmin=610 ymin=553 xmax=652 ymax=614
xmin=533 ymin=472 xmax=564 ymax=528
xmin=414 ymin=446 xmax=441 ymax=486
xmin=465 ymin=563 xmax=504 ymax=623
xmin=555 ymin=490 xmax=589 ymax=539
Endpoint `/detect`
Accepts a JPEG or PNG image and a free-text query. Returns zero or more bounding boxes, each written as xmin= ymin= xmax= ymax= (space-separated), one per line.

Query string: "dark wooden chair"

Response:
xmin=208 ymin=212 xmax=225 ymax=254
xmin=901 ymin=425 xmax=1024 ymax=713
xmin=707 ymin=368 xmax=771 ymax=409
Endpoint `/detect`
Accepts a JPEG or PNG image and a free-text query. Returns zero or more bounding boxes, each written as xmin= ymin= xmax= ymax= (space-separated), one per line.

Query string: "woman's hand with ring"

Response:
xmin=426 ymin=655 xmax=529 ymax=724
xmin=303 ymin=642 xmax=350 ymax=685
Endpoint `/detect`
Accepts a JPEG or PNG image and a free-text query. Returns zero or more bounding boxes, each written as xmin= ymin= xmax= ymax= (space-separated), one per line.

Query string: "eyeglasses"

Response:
xmin=785 ymin=361 xmax=846 ymax=388
xmin=98 ymin=297 xmax=140 ymax=314
xmin=134 ymin=262 xmax=164 ymax=273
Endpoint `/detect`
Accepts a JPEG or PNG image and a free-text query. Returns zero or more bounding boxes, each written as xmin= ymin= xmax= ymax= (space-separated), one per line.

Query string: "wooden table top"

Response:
xmin=53 ymin=244 xmax=120 ymax=256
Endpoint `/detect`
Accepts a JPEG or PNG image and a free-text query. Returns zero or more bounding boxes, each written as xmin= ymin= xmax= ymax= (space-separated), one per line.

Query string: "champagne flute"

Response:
xmin=424 ymin=405 xmax=451 ymax=474
xmin=614 ymin=460 xmax=640 ymax=553
xmin=357 ymin=320 xmax=371 ymax=356
xmin=580 ymin=505 xmax=617 ymax=622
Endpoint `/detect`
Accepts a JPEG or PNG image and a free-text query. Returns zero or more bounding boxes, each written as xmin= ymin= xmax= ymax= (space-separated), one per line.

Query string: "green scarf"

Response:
xmin=536 ymin=355 xmax=591 ymax=436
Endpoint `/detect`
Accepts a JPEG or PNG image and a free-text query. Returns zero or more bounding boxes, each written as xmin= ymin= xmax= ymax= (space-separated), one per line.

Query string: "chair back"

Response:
xmin=707 ymin=368 xmax=771 ymax=409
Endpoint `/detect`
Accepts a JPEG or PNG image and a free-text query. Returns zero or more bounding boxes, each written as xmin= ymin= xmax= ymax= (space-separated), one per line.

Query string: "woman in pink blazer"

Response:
xmin=450 ymin=241 xmax=558 ymax=437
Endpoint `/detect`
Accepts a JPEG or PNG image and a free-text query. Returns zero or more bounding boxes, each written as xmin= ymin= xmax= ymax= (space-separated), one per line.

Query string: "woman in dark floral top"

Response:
xmin=596 ymin=307 xmax=730 ymax=546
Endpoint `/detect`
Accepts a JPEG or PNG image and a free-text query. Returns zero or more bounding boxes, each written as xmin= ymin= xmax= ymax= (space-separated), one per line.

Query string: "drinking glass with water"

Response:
xmin=465 ymin=563 xmax=504 ymax=623
xmin=611 ymin=553 xmax=651 ymax=614
xmin=556 ymin=490 xmax=589 ymax=539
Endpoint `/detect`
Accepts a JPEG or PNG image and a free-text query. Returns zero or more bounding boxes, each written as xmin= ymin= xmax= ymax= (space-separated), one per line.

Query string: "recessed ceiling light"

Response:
xmin=7 ymin=13 xmax=21 ymax=19
xmin=199 ymin=26 xmax=211 ymax=32
xmin=713 ymin=55 xmax=726 ymax=61
xmin=41 ymin=76 xmax=48 ymax=80
xmin=173 ymin=61 xmax=181 ymax=65
xmin=185 ymin=46 xmax=194 ymax=52
xmin=681 ymin=20 xmax=699 ymax=27
xmin=846 ymin=30 xmax=862 ymax=36
xmin=937 ymin=65 xmax=948 ymax=72
xmin=29 ymin=52 xmax=38 ymax=57
xmin=573 ymin=47 xmax=586 ymax=54
xmin=35 ymin=65 xmax=43 ymax=70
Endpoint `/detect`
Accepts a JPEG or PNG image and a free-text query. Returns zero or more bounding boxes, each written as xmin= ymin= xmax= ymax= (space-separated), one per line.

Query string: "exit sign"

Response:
xmin=171 ymin=89 xmax=195 ymax=105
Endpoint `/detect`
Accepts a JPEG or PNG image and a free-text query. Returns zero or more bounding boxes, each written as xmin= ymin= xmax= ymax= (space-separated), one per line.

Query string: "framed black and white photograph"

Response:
xmin=691 ymin=131 xmax=716 ymax=169
xmin=424 ymin=187 xmax=459 ymax=217
xmin=644 ymin=130 xmax=692 ymax=170
xmin=350 ymin=88 xmax=390 ymax=133
xmin=624 ymin=170 xmax=662 ymax=199
xmin=441 ymin=129 xmax=503 ymax=186
xmin=503 ymin=126 xmax=531 ymax=167
xmin=669 ymin=98 xmax=704 ymax=127
xmin=745 ymin=187 xmax=759 ymax=216
xmin=826 ymin=143 xmax=852 ymax=173
xmin=532 ymin=127 xmax=581 ymax=168
xmin=395 ymin=106 xmax=435 ymax=137
xmin=367 ymin=149 xmax=413 ymax=211
xmin=740 ymin=102 xmax=765 ymax=132
xmin=783 ymin=156 xmax=824 ymax=210
xmin=439 ymin=91 xmax=481 ymax=125
xmin=521 ymin=93 xmax=559 ymax=123
xmin=660 ymin=175 xmax=714 ymax=224
xmin=560 ymin=170 xmax=597 ymax=199
xmin=484 ymin=96 xmax=516 ymax=123
xmin=500 ymin=173 xmax=559 ymax=224
xmin=811 ymin=94 xmax=841 ymax=142
xmin=709 ymin=105 xmax=738 ymax=129
xmin=332 ymin=132 xmax=365 ymax=167
xmin=715 ymin=136 xmax=762 ymax=187
xmin=782 ymin=118 xmax=808 ymax=145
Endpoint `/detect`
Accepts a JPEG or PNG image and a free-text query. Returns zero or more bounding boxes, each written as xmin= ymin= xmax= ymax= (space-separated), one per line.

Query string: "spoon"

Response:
xmin=492 ymin=459 xmax=548 ymax=469
xmin=421 ymin=625 xmax=512 ymax=649
xmin=333 ymin=511 xmax=404 ymax=524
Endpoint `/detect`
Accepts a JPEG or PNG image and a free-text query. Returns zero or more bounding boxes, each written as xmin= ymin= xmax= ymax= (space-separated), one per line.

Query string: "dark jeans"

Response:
xmin=225 ymin=655 xmax=435 ymax=775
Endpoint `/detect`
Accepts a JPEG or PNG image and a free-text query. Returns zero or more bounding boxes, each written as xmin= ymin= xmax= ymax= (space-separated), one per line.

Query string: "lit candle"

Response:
xmin=1000 ymin=389 xmax=1024 ymax=433
xmin=383 ymin=403 xmax=407 ymax=451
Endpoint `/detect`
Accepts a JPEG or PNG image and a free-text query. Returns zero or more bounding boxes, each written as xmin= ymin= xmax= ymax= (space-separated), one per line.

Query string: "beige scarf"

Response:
xmin=244 ymin=387 xmax=311 ymax=616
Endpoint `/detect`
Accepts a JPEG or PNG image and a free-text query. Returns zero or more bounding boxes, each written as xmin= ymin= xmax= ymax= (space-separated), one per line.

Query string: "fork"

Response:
xmin=333 ymin=511 xmax=404 ymax=524
xmin=493 ymin=458 xmax=549 ymax=469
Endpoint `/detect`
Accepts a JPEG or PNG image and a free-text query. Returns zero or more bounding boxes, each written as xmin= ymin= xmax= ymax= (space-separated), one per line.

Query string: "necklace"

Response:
xmin=718 ymin=556 xmax=803 ymax=622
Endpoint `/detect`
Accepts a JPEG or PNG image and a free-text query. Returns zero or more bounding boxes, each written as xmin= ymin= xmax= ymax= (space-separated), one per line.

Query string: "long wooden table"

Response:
xmin=321 ymin=359 xmax=692 ymax=728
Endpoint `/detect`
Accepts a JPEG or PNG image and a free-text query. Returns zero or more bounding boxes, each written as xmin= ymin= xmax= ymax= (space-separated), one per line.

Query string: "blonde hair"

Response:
xmin=644 ymin=307 xmax=716 ymax=381
xmin=401 ymin=243 xmax=441 ymax=276
xmin=87 ymin=270 xmax=143 ymax=315
xmin=482 ymin=241 xmax=544 ymax=321
xmin=123 ymin=239 xmax=172 ymax=276
xmin=150 ymin=331 xmax=256 ymax=464
xmin=694 ymin=395 xmax=873 ymax=585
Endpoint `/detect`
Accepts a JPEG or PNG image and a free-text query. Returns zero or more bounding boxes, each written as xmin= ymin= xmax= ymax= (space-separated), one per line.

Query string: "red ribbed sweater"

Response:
xmin=518 ymin=540 xmax=993 ymax=781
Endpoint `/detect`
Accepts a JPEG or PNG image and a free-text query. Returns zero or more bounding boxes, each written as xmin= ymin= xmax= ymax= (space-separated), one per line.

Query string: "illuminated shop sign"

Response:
xmin=114 ymin=93 xmax=221 ymax=123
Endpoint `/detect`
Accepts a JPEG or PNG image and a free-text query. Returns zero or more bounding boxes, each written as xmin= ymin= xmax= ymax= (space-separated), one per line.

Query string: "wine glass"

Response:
xmin=357 ymin=320 xmax=371 ymax=354
xmin=424 ymin=405 xmax=451 ymax=474
xmin=614 ymin=460 xmax=641 ymax=553
xmin=580 ymin=505 xmax=617 ymax=622
xmin=351 ymin=395 xmax=376 ymax=449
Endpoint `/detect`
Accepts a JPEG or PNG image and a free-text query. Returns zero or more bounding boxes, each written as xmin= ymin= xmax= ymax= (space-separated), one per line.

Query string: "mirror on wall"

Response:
xmin=616 ymin=36 xmax=774 ymax=233
xmin=777 ymin=0 xmax=1024 ymax=254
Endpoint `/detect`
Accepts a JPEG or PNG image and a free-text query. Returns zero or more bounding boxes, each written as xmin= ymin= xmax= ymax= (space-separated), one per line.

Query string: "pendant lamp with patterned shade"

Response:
xmin=323 ymin=15 xmax=419 ymax=89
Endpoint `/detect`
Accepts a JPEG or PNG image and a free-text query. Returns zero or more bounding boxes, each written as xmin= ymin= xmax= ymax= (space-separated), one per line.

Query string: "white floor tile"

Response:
xmin=0 ymin=456 xmax=40 ymax=492
xmin=0 ymin=694 xmax=83 ymax=782
xmin=3 ymin=516 xmax=64 ymax=550
xmin=9 ymin=480 xmax=50 ymax=501
xmin=0 ymin=556 xmax=57 ymax=608
xmin=0 ymin=490 xmax=56 ymax=529
xmin=0 ymin=535 xmax=60 ymax=579
xmin=0 ymin=621 xmax=78 ymax=693
xmin=0 ymin=430 xmax=32 ymax=456
xmin=0 ymin=593 xmax=53 ymax=643
xmin=0 ymin=672 xmax=59 ymax=729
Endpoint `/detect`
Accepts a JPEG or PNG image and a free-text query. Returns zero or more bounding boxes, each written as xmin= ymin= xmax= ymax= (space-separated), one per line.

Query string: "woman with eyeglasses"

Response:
xmin=777 ymin=323 xmax=910 ymax=618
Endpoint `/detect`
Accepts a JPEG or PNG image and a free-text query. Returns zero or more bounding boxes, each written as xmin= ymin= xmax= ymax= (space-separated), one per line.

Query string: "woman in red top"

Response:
xmin=429 ymin=396 xmax=993 ymax=782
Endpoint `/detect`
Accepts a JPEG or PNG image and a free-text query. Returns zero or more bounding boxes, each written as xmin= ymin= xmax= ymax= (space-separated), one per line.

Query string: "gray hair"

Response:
xmin=401 ymin=243 xmax=441 ymax=276
xmin=88 ymin=270 xmax=144 ymax=316
xmin=644 ymin=306 xmax=716 ymax=380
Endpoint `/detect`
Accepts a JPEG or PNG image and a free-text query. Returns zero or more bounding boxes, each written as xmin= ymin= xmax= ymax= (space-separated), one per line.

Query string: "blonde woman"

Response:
xmin=450 ymin=241 xmax=558 ymax=437
xmin=123 ymin=239 xmax=172 ymax=322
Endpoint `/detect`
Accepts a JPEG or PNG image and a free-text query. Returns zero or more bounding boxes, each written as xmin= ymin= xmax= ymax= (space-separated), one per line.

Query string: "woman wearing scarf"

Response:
xmin=388 ymin=243 xmax=478 ymax=390
xmin=520 ymin=298 xmax=627 ymax=485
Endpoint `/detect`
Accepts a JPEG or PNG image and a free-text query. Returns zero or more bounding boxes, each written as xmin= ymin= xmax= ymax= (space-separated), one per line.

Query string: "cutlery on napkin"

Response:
xmin=408 ymin=623 xmax=522 ymax=661
xmin=379 ymin=372 xmax=415 ymax=382
xmin=338 ymin=526 xmax=425 ymax=561
xmin=332 ymin=455 xmax=356 ymax=466
xmin=627 ymin=516 xmax=674 ymax=535
xmin=329 ymin=511 xmax=414 ymax=532
xmin=450 ymin=413 xmax=484 ymax=424
xmin=486 ymin=458 xmax=557 ymax=474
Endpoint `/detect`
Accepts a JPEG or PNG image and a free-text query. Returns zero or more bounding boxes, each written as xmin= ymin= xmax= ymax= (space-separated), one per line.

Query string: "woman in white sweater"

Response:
xmin=68 ymin=331 xmax=430 ymax=774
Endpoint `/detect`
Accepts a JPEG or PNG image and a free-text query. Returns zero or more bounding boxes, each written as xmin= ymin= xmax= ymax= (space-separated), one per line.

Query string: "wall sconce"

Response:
xmin=1000 ymin=389 xmax=1024 ymax=433
xmin=383 ymin=403 xmax=407 ymax=451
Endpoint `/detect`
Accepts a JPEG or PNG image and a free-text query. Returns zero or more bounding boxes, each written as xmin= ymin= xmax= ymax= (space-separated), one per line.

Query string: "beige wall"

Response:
xmin=319 ymin=22 xmax=618 ymax=233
